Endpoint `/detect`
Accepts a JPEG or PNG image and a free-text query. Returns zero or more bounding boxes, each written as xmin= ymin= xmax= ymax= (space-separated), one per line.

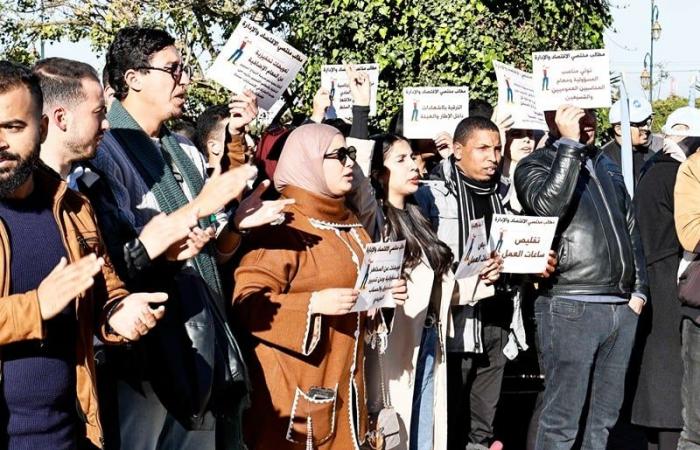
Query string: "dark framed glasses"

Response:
xmin=136 ymin=64 xmax=192 ymax=83
xmin=323 ymin=146 xmax=357 ymax=165
xmin=630 ymin=117 xmax=653 ymax=129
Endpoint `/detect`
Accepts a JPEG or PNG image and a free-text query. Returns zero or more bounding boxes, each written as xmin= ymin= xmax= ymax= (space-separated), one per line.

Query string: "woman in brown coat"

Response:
xmin=233 ymin=124 xmax=371 ymax=450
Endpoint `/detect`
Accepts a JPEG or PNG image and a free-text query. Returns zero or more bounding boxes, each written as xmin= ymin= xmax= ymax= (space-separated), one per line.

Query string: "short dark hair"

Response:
xmin=194 ymin=104 xmax=229 ymax=153
xmin=469 ymin=99 xmax=494 ymax=119
xmin=453 ymin=116 xmax=500 ymax=145
xmin=33 ymin=57 xmax=100 ymax=111
xmin=106 ymin=27 xmax=175 ymax=101
xmin=0 ymin=61 xmax=43 ymax=115
xmin=169 ymin=117 xmax=196 ymax=142
xmin=102 ymin=64 xmax=111 ymax=88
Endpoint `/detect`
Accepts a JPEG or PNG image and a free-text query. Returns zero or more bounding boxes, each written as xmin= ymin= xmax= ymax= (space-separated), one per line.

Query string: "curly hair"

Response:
xmin=106 ymin=27 xmax=175 ymax=101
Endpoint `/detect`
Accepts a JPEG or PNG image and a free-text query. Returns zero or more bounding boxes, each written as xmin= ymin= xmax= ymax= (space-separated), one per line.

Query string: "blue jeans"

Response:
xmin=534 ymin=297 xmax=638 ymax=450
xmin=679 ymin=318 xmax=700 ymax=449
xmin=410 ymin=325 xmax=437 ymax=450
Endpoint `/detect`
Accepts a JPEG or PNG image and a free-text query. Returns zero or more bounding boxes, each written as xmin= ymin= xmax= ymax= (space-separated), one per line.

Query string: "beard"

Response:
xmin=0 ymin=144 xmax=39 ymax=198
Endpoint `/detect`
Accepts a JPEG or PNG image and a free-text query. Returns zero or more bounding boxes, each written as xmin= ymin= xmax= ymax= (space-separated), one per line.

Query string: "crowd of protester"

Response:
xmin=0 ymin=24 xmax=700 ymax=450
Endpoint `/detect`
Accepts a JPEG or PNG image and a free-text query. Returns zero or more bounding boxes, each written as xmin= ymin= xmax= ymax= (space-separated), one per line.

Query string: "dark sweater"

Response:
xmin=0 ymin=189 xmax=78 ymax=450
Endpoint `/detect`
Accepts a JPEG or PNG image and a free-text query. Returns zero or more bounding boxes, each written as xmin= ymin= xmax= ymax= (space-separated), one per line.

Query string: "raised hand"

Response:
xmin=555 ymin=104 xmax=585 ymax=142
xmin=37 ymin=255 xmax=104 ymax=320
xmin=344 ymin=64 xmax=371 ymax=107
xmin=311 ymin=88 xmax=332 ymax=123
xmin=191 ymin=164 xmax=258 ymax=218
xmin=165 ymin=226 xmax=216 ymax=261
xmin=107 ymin=292 xmax=168 ymax=340
xmin=434 ymin=132 xmax=454 ymax=159
xmin=310 ymin=288 xmax=360 ymax=315
xmin=233 ymin=180 xmax=296 ymax=230
xmin=138 ymin=209 xmax=199 ymax=260
xmin=227 ymin=89 xmax=258 ymax=135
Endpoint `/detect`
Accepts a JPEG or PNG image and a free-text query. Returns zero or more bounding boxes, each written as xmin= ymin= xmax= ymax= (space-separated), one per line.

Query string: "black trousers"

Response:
xmin=447 ymin=324 xmax=509 ymax=449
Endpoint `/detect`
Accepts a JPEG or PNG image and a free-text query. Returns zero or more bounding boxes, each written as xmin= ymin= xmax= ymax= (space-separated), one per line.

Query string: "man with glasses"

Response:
xmin=602 ymin=95 xmax=661 ymax=187
xmin=88 ymin=26 xmax=261 ymax=450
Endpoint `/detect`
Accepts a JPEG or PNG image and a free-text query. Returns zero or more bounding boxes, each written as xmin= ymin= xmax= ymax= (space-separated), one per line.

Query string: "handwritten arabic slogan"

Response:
xmin=532 ymin=49 xmax=612 ymax=111
xmin=493 ymin=61 xmax=547 ymax=131
xmin=454 ymin=218 xmax=490 ymax=280
xmin=351 ymin=240 xmax=406 ymax=312
xmin=207 ymin=18 xmax=307 ymax=111
xmin=489 ymin=215 xmax=558 ymax=274
xmin=402 ymin=87 xmax=469 ymax=139
xmin=321 ymin=64 xmax=379 ymax=119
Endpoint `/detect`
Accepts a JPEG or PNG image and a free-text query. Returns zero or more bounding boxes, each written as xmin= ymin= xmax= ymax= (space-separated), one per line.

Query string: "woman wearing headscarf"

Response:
xmin=233 ymin=123 xmax=377 ymax=450
xmin=365 ymin=134 xmax=455 ymax=450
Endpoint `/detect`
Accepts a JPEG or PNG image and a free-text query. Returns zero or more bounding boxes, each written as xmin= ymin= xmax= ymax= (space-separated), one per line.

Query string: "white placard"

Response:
xmin=402 ymin=87 xmax=469 ymax=139
xmin=489 ymin=215 xmax=558 ymax=274
xmin=493 ymin=60 xmax=548 ymax=131
xmin=352 ymin=240 xmax=406 ymax=312
xmin=532 ymin=49 xmax=611 ymax=111
xmin=454 ymin=218 xmax=490 ymax=279
xmin=320 ymin=64 xmax=379 ymax=119
xmin=206 ymin=18 xmax=307 ymax=111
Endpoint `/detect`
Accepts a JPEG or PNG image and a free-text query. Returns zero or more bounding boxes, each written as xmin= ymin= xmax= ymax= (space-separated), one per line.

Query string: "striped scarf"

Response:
xmin=452 ymin=158 xmax=505 ymax=260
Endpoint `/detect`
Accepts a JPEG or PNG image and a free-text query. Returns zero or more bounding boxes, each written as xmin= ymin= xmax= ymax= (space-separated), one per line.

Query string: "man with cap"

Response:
xmin=602 ymin=95 xmax=661 ymax=186
xmin=630 ymin=106 xmax=700 ymax=450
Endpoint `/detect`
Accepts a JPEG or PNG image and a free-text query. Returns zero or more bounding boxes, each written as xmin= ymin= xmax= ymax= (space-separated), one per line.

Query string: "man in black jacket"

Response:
xmin=514 ymin=105 xmax=649 ymax=450
xmin=601 ymin=95 xmax=660 ymax=187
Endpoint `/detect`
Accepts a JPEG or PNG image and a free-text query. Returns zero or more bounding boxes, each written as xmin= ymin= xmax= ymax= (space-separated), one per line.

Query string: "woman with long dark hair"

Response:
xmin=366 ymin=134 xmax=455 ymax=450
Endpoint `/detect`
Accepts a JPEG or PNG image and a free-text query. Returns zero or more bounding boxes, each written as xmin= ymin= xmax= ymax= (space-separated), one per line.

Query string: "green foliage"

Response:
xmin=281 ymin=0 xmax=612 ymax=129
xmin=0 ymin=0 xmax=613 ymax=129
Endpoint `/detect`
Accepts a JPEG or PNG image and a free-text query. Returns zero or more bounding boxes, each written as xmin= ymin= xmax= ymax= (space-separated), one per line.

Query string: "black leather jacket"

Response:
xmin=514 ymin=141 xmax=649 ymax=299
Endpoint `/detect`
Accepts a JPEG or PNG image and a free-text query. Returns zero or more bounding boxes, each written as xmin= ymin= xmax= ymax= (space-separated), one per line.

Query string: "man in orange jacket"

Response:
xmin=0 ymin=60 xmax=167 ymax=449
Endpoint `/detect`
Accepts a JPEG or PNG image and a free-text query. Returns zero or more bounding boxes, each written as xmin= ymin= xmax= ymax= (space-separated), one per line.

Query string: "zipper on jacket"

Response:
xmin=589 ymin=157 xmax=627 ymax=288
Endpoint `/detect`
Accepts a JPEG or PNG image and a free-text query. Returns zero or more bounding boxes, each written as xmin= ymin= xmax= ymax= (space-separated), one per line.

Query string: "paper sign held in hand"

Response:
xmin=402 ymin=87 xmax=469 ymax=139
xmin=320 ymin=64 xmax=379 ymax=119
xmin=493 ymin=60 xmax=547 ymax=131
xmin=454 ymin=218 xmax=490 ymax=280
xmin=206 ymin=18 xmax=307 ymax=111
xmin=532 ymin=49 xmax=611 ymax=111
xmin=489 ymin=215 xmax=558 ymax=274
xmin=352 ymin=240 xmax=406 ymax=312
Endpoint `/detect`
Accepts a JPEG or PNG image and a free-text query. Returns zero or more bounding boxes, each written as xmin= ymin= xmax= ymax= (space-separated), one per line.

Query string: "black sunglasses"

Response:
xmin=323 ymin=146 xmax=357 ymax=165
xmin=630 ymin=117 xmax=653 ymax=128
xmin=136 ymin=64 xmax=192 ymax=83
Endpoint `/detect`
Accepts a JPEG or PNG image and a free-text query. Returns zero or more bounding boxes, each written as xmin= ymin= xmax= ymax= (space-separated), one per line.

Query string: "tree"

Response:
xmin=281 ymin=0 xmax=612 ymax=128
xmin=0 ymin=0 xmax=613 ymax=128
xmin=0 ymin=0 xmax=262 ymax=115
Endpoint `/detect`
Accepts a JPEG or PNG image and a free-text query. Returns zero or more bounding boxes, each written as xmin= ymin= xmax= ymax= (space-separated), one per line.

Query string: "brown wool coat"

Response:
xmin=233 ymin=185 xmax=370 ymax=450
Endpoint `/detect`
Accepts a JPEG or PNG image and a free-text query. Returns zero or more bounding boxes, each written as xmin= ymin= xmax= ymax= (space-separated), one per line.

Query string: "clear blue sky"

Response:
xmin=605 ymin=0 xmax=700 ymax=101
xmin=45 ymin=1 xmax=699 ymax=102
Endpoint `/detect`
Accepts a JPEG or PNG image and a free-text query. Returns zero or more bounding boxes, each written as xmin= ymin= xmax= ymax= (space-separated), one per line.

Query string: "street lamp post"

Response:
xmin=649 ymin=0 xmax=662 ymax=102
xmin=641 ymin=53 xmax=652 ymax=91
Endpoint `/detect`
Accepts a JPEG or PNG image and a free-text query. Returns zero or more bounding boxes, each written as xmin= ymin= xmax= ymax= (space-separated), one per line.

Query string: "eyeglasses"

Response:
xmin=136 ymin=64 xmax=191 ymax=83
xmin=323 ymin=146 xmax=357 ymax=165
xmin=630 ymin=117 xmax=653 ymax=129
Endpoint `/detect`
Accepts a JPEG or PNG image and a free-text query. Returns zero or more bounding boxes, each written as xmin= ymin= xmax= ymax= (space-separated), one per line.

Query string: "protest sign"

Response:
xmin=532 ymin=49 xmax=612 ymax=111
xmin=320 ymin=64 xmax=379 ymax=119
xmin=454 ymin=218 xmax=490 ymax=280
xmin=493 ymin=60 xmax=547 ymax=130
xmin=207 ymin=18 xmax=307 ymax=110
xmin=489 ymin=215 xmax=558 ymax=274
xmin=402 ymin=87 xmax=469 ymax=139
xmin=352 ymin=240 xmax=406 ymax=312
